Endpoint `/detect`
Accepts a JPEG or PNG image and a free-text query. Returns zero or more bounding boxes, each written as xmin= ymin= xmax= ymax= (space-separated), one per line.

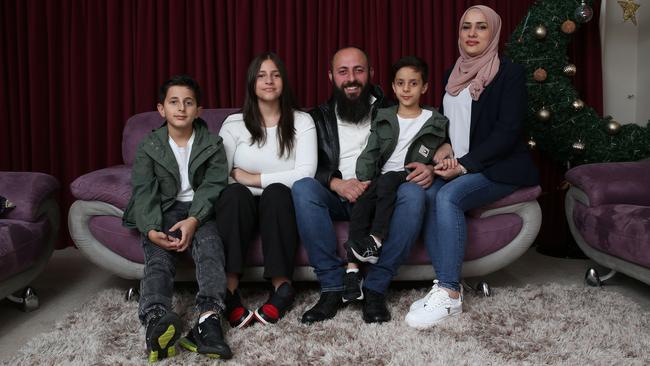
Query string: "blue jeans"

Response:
xmin=423 ymin=173 xmax=517 ymax=292
xmin=292 ymin=177 xmax=425 ymax=294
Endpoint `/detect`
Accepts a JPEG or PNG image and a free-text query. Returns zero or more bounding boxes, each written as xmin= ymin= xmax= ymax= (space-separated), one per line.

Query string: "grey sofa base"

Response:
xmin=69 ymin=198 xmax=541 ymax=282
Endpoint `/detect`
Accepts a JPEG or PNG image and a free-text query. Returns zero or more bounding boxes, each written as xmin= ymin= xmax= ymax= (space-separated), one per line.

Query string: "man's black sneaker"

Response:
xmin=145 ymin=310 xmax=182 ymax=363
xmin=342 ymin=271 xmax=364 ymax=303
xmin=254 ymin=282 xmax=295 ymax=325
xmin=362 ymin=288 xmax=391 ymax=323
xmin=225 ymin=289 xmax=254 ymax=328
xmin=347 ymin=236 xmax=381 ymax=264
xmin=301 ymin=291 xmax=343 ymax=324
xmin=179 ymin=314 xmax=232 ymax=359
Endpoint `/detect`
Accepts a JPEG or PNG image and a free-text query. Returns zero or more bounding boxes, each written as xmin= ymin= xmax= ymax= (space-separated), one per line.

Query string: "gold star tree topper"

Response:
xmin=618 ymin=0 xmax=641 ymax=26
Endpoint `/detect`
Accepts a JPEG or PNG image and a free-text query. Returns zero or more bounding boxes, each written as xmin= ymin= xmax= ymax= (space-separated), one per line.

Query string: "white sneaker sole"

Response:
xmin=350 ymin=248 xmax=379 ymax=264
xmin=405 ymin=310 xmax=462 ymax=329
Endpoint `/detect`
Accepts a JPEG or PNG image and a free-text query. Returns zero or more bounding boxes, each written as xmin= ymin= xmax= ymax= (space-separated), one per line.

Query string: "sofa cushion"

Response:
xmin=0 ymin=218 xmax=49 ymax=282
xmin=467 ymin=186 xmax=541 ymax=218
xmin=573 ymin=202 xmax=650 ymax=268
xmin=70 ymin=165 xmax=132 ymax=210
xmin=0 ymin=172 xmax=59 ymax=222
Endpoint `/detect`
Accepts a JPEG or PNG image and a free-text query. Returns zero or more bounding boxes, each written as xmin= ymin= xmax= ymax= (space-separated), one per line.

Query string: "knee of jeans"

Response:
xmin=396 ymin=183 xmax=425 ymax=210
xmin=291 ymin=177 xmax=321 ymax=205
xmin=148 ymin=255 xmax=175 ymax=272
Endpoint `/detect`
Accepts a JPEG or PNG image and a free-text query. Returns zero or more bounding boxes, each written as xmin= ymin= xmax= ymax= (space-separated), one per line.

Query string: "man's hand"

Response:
xmin=330 ymin=177 xmax=369 ymax=203
xmin=231 ymin=167 xmax=261 ymax=187
xmin=433 ymin=143 xmax=453 ymax=164
xmin=147 ymin=230 xmax=180 ymax=250
xmin=405 ymin=162 xmax=434 ymax=188
xmin=168 ymin=216 xmax=199 ymax=252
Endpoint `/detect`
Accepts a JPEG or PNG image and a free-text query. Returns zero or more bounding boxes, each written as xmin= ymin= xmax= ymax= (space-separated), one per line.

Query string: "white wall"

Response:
xmin=601 ymin=0 xmax=648 ymax=126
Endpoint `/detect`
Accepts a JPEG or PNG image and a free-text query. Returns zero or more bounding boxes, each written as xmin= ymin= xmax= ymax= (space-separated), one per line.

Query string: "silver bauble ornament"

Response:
xmin=563 ymin=64 xmax=577 ymax=76
xmin=536 ymin=107 xmax=551 ymax=122
xmin=572 ymin=140 xmax=586 ymax=153
xmin=534 ymin=25 xmax=548 ymax=39
xmin=575 ymin=0 xmax=594 ymax=23
xmin=606 ymin=120 xmax=622 ymax=135
xmin=572 ymin=99 xmax=585 ymax=111
xmin=527 ymin=138 xmax=537 ymax=150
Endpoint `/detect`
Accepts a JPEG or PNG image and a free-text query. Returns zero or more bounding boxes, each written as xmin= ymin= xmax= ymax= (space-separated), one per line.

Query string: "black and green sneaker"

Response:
xmin=145 ymin=311 xmax=182 ymax=363
xmin=179 ymin=314 xmax=233 ymax=359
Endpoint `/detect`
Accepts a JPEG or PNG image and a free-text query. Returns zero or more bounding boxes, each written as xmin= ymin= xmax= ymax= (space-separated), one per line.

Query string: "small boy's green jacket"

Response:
xmin=122 ymin=118 xmax=228 ymax=235
xmin=356 ymin=105 xmax=448 ymax=181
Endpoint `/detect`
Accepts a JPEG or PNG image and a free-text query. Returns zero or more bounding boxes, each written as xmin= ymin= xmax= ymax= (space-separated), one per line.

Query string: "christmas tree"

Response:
xmin=506 ymin=0 xmax=650 ymax=165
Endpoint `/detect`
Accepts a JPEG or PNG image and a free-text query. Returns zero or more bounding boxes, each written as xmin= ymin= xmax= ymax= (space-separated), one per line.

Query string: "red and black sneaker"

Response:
xmin=225 ymin=289 xmax=254 ymax=329
xmin=253 ymin=282 xmax=295 ymax=325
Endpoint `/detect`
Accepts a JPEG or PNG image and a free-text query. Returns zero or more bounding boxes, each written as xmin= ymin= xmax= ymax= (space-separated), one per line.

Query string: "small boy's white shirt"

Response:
xmin=443 ymin=86 xmax=472 ymax=159
xmin=381 ymin=109 xmax=432 ymax=174
xmin=168 ymin=131 xmax=195 ymax=202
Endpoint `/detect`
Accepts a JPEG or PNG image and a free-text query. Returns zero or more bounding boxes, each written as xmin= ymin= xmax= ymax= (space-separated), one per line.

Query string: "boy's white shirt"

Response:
xmin=168 ymin=131 xmax=196 ymax=202
xmin=381 ymin=109 xmax=432 ymax=174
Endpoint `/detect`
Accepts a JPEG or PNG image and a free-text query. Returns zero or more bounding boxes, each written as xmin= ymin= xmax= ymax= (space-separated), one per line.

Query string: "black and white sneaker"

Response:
xmin=346 ymin=236 xmax=381 ymax=264
xmin=145 ymin=310 xmax=182 ymax=363
xmin=179 ymin=314 xmax=232 ymax=360
xmin=342 ymin=271 xmax=364 ymax=303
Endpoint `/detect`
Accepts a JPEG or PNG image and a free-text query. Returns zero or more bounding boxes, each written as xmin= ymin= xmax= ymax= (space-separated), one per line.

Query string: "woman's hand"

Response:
xmin=231 ymin=167 xmax=261 ymax=187
xmin=433 ymin=143 xmax=454 ymax=164
xmin=434 ymin=160 xmax=467 ymax=181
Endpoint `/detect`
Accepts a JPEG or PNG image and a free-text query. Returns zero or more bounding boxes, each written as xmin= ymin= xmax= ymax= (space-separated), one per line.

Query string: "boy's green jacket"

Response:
xmin=356 ymin=105 xmax=448 ymax=181
xmin=122 ymin=118 xmax=228 ymax=235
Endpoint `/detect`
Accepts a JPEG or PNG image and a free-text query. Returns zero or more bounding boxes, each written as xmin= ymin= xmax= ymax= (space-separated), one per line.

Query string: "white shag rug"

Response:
xmin=4 ymin=284 xmax=650 ymax=365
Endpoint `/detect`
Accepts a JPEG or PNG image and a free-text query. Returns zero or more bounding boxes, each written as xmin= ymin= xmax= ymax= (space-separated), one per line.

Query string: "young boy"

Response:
xmin=122 ymin=75 xmax=232 ymax=361
xmin=343 ymin=56 xmax=448 ymax=303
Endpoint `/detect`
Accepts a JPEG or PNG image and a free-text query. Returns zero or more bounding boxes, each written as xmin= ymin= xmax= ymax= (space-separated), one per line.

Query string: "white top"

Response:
xmin=382 ymin=109 xmax=432 ymax=174
xmin=219 ymin=111 xmax=317 ymax=195
xmin=168 ymin=131 xmax=195 ymax=202
xmin=336 ymin=96 xmax=376 ymax=180
xmin=443 ymin=86 xmax=472 ymax=159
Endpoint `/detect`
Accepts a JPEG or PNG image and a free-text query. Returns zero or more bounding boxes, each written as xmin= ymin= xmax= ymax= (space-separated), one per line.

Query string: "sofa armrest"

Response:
xmin=0 ymin=171 xmax=60 ymax=222
xmin=565 ymin=161 xmax=650 ymax=207
xmin=70 ymin=165 xmax=132 ymax=210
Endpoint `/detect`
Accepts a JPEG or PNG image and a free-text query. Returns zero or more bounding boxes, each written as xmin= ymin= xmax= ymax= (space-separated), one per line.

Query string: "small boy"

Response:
xmin=343 ymin=56 xmax=448 ymax=302
xmin=122 ymin=75 xmax=232 ymax=361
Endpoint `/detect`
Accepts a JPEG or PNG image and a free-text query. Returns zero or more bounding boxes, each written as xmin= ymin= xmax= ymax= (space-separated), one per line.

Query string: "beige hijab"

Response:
xmin=445 ymin=5 xmax=501 ymax=101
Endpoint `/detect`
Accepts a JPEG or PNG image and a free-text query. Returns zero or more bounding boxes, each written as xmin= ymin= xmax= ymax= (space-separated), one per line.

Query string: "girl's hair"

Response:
xmin=242 ymin=52 xmax=298 ymax=158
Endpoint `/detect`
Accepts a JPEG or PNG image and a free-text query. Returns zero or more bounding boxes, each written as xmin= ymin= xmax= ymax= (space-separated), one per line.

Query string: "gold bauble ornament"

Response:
xmin=572 ymin=140 xmax=586 ymax=153
xmin=563 ymin=64 xmax=577 ymax=76
xmin=534 ymin=25 xmax=547 ymax=39
xmin=606 ymin=120 xmax=622 ymax=135
xmin=533 ymin=68 xmax=547 ymax=82
xmin=536 ymin=107 xmax=551 ymax=122
xmin=561 ymin=20 xmax=577 ymax=34
xmin=527 ymin=138 xmax=537 ymax=150
xmin=572 ymin=99 xmax=585 ymax=111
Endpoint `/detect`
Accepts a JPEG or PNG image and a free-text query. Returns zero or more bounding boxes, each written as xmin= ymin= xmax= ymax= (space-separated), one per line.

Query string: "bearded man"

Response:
xmin=292 ymin=47 xmax=433 ymax=324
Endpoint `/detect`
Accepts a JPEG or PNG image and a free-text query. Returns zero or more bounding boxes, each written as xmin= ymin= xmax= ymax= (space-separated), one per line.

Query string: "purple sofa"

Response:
xmin=0 ymin=171 xmax=60 ymax=311
xmin=68 ymin=109 xmax=542 ymax=288
xmin=565 ymin=160 xmax=650 ymax=286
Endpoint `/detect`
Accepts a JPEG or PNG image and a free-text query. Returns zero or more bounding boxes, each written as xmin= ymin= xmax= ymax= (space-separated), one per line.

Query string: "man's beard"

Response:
xmin=333 ymin=81 xmax=372 ymax=124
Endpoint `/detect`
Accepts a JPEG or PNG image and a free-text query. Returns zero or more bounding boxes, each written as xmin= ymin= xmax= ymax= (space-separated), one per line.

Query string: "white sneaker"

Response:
xmin=409 ymin=280 xmax=463 ymax=311
xmin=405 ymin=282 xmax=462 ymax=329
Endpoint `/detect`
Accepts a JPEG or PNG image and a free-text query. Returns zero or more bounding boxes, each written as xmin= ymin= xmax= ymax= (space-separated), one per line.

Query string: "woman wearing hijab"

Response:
xmin=405 ymin=5 xmax=539 ymax=329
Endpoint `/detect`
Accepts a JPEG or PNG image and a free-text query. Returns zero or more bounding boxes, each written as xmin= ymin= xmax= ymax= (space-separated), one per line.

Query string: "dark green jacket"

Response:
xmin=356 ymin=105 xmax=448 ymax=181
xmin=122 ymin=118 xmax=228 ymax=235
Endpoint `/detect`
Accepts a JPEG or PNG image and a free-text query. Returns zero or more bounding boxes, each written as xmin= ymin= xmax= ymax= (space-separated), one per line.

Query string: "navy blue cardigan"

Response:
xmin=441 ymin=57 xmax=539 ymax=187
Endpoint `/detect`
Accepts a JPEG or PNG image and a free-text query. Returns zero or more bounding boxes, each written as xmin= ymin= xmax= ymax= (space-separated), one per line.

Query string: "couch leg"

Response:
xmin=461 ymin=280 xmax=491 ymax=297
xmin=125 ymin=287 xmax=140 ymax=302
xmin=585 ymin=268 xmax=617 ymax=287
xmin=6 ymin=287 xmax=39 ymax=312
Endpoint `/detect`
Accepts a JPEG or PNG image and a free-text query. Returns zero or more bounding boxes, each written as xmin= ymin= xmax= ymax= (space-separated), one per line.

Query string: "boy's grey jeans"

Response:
xmin=138 ymin=201 xmax=226 ymax=325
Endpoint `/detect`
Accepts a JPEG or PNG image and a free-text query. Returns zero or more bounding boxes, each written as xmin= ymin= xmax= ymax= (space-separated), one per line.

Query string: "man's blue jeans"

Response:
xmin=423 ymin=173 xmax=517 ymax=292
xmin=292 ymin=177 xmax=425 ymax=294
